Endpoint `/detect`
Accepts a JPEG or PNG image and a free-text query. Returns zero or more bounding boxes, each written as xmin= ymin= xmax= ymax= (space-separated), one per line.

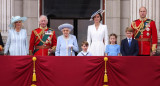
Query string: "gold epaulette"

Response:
xmin=33 ymin=28 xmax=44 ymax=36
xmin=131 ymin=21 xmax=136 ymax=27
xmin=132 ymin=19 xmax=139 ymax=29
xmin=132 ymin=21 xmax=142 ymax=30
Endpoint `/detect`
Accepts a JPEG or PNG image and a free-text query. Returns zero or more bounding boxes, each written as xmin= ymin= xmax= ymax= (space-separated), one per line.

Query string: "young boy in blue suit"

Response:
xmin=120 ymin=27 xmax=139 ymax=56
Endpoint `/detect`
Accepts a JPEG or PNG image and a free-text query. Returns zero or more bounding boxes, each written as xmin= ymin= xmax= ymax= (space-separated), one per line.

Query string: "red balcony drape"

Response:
xmin=0 ymin=56 xmax=160 ymax=86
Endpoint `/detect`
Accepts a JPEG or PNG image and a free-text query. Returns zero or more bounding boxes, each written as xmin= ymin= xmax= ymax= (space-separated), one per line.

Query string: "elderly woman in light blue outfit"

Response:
xmin=4 ymin=16 xmax=29 ymax=55
xmin=55 ymin=23 xmax=79 ymax=56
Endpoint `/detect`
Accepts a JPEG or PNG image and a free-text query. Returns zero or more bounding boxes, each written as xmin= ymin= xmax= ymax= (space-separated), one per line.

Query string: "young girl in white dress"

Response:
xmin=87 ymin=9 xmax=108 ymax=56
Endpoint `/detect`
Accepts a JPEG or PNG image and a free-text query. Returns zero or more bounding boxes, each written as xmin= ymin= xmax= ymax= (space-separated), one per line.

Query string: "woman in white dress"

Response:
xmin=4 ymin=16 xmax=29 ymax=55
xmin=87 ymin=9 xmax=108 ymax=56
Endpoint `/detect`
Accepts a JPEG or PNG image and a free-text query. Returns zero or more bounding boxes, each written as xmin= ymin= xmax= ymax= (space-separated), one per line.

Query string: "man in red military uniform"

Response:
xmin=29 ymin=15 xmax=57 ymax=56
xmin=131 ymin=7 xmax=158 ymax=56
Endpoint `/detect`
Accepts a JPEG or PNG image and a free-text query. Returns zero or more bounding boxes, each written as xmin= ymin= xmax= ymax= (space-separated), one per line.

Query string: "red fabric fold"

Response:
xmin=0 ymin=56 xmax=160 ymax=86
xmin=107 ymin=56 xmax=160 ymax=86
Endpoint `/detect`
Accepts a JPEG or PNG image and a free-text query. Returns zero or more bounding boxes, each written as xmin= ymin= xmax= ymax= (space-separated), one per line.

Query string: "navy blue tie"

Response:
xmin=129 ymin=39 xmax=131 ymax=47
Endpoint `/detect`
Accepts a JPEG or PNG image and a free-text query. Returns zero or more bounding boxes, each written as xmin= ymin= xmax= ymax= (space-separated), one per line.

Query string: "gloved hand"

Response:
xmin=68 ymin=44 xmax=73 ymax=49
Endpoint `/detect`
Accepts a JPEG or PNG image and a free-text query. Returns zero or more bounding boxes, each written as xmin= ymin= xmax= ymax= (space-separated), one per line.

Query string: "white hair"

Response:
xmin=39 ymin=15 xmax=48 ymax=23
xmin=61 ymin=28 xmax=71 ymax=32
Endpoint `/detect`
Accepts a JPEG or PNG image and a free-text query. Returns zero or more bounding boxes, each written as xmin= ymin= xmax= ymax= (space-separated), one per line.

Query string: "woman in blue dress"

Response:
xmin=105 ymin=33 xmax=120 ymax=56
xmin=4 ymin=16 xmax=29 ymax=55
xmin=55 ymin=23 xmax=79 ymax=56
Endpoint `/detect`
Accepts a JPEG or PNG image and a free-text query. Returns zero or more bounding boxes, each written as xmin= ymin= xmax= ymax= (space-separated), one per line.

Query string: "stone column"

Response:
xmin=106 ymin=0 xmax=121 ymax=44
xmin=23 ymin=0 xmax=39 ymax=36
xmin=0 ymin=0 xmax=12 ymax=36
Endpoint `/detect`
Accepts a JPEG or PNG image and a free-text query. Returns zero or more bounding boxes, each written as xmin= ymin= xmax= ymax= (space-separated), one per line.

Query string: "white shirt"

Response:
xmin=127 ymin=37 xmax=132 ymax=43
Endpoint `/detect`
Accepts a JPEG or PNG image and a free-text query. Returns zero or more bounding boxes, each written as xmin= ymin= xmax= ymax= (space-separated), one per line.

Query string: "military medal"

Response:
xmin=45 ymin=30 xmax=52 ymax=35
xmin=146 ymin=28 xmax=150 ymax=31
xmin=145 ymin=23 xmax=150 ymax=28
xmin=147 ymin=33 xmax=150 ymax=36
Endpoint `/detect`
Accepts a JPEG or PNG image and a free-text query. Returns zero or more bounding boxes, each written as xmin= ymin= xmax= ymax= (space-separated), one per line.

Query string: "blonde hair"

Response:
xmin=13 ymin=21 xmax=24 ymax=29
xmin=125 ymin=27 xmax=133 ymax=32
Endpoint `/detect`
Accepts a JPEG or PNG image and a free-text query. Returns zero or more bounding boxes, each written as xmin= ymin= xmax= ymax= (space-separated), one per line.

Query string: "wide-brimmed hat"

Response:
xmin=90 ymin=9 xmax=105 ymax=21
xmin=58 ymin=23 xmax=73 ymax=31
xmin=9 ymin=16 xmax=27 ymax=27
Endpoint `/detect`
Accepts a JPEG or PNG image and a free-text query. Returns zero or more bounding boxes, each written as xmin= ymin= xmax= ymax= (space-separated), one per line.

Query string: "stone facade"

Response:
xmin=0 ymin=0 xmax=39 ymax=43
xmin=0 ymin=0 xmax=160 ymax=52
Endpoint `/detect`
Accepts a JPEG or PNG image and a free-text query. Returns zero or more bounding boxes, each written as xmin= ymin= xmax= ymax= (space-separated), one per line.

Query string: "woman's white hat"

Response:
xmin=90 ymin=9 xmax=105 ymax=21
xmin=9 ymin=16 xmax=27 ymax=27
xmin=58 ymin=23 xmax=73 ymax=31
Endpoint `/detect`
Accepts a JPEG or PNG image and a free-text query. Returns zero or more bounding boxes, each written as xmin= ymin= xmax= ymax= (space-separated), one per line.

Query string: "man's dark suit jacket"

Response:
xmin=120 ymin=38 xmax=139 ymax=56
xmin=0 ymin=33 xmax=3 ymax=47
